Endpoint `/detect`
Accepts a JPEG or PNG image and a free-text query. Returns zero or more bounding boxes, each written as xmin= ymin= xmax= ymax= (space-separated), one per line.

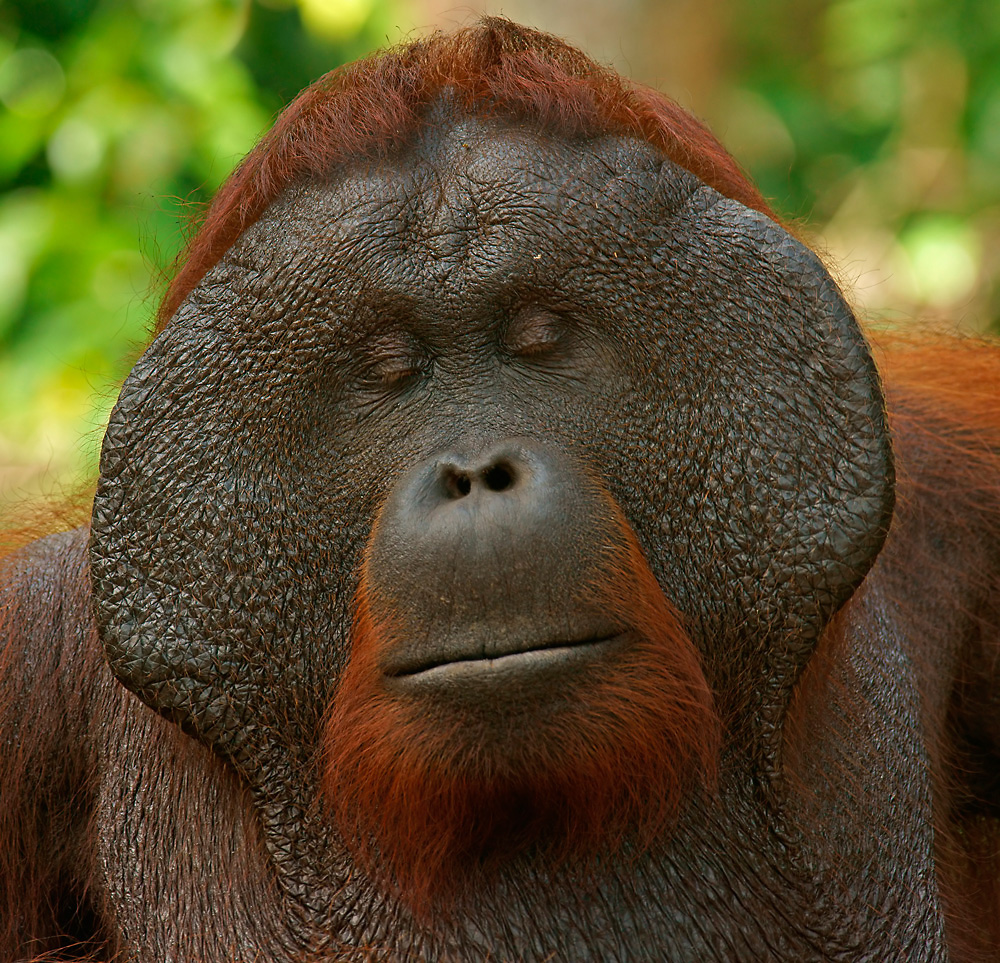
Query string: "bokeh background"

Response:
xmin=2 ymin=0 xmax=999 ymax=500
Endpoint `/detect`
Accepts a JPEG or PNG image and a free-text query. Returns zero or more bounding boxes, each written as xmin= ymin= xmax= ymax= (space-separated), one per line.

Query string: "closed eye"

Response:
xmin=505 ymin=306 xmax=565 ymax=357
xmin=358 ymin=333 xmax=426 ymax=391
xmin=361 ymin=360 xmax=423 ymax=390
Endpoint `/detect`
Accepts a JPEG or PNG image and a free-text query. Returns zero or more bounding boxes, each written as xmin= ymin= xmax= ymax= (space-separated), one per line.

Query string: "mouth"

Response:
xmin=383 ymin=632 xmax=624 ymax=687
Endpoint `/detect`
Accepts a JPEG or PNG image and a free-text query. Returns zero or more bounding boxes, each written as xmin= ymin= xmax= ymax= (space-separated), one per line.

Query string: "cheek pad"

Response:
xmin=618 ymin=197 xmax=892 ymax=683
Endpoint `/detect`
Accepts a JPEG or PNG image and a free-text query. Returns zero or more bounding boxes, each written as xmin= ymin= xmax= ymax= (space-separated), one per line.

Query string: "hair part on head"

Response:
xmin=157 ymin=17 xmax=771 ymax=330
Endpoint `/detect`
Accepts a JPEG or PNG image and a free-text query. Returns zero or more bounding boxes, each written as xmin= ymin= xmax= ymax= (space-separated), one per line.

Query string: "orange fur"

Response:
xmin=321 ymin=499 xmax=719 ymax=914
xmin=784 ymin=329 xmax=1000 ymax=962
xmin=1 ymin=17 xmax=998 ymax=956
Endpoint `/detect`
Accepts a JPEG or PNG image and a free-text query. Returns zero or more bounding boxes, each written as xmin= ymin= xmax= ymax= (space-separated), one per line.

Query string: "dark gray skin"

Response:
xmin=12 ymin=111 xmax=977 ymax=960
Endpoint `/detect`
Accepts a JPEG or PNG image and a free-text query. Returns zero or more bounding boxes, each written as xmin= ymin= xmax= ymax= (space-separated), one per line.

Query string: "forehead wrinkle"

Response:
xmin=387 ymin=119 xmax=667 ymax=239
xmin=396 ymin=161 xmax=661 ymax=286
xmin=248 ymin=127 xmax=674 ymax=306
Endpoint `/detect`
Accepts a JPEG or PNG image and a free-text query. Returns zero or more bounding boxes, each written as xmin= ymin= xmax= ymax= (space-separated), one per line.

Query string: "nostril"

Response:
xmin=483 ymin=462 xmax=515 ymax=492
xmin=436 ymin=455 xmax=522 ymax=500
xmin=442 ymin=469 xmax=472 ymax=499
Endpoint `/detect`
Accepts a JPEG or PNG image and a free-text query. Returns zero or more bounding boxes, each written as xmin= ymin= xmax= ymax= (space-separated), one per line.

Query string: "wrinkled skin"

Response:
xmin=12 ymin=109 xmax=995 ymax=961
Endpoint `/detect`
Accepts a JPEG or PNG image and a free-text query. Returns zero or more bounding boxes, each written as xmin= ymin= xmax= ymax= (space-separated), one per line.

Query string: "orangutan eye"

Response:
xmin=504 ymin=306 xmax=564 ymax=357
xmin=360 ymin=336 xmax=425 ymax=390
xmin=370 ymin=361 xmax=421 ymax=388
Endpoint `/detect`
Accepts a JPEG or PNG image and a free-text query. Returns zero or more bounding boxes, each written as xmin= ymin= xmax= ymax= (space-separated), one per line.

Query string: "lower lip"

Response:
xmin=387 ymin=635 xmax=622 ymax=687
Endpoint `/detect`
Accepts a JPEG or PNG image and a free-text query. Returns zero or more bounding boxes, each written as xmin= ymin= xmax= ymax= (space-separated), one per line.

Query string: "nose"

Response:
xmin=375 ymin=438 xmax=582 ymax=583
xmin=435 ymin=448 xmax=523 ymax=501
xmin=365 ymin=436 xmax=622 ymax=678
xmin=392 ymin=441 xmax=560 ymax=535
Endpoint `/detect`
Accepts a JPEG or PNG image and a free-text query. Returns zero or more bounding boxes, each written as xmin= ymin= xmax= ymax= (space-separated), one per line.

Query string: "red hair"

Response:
xmin=157 ymin=17 xmax=770 ymax=329
xmin=784 ymin=330 xmax=1000 ymax=962
xmin=321 ymin=496 xmax=719 ymax=914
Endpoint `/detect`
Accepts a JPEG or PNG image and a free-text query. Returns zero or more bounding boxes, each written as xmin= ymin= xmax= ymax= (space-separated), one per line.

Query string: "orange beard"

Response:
xmin=320 ymin=518 xmax=719 ymax=914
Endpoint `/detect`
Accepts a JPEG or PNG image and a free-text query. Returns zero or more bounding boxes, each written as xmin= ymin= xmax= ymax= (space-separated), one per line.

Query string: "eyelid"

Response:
xmin=374 ymin=361 xmax=421 ymax=387
xmin=361 ymin=334 xmax=424 ymax=387
xmin=505 ymin=308 xmax=564 ymax=356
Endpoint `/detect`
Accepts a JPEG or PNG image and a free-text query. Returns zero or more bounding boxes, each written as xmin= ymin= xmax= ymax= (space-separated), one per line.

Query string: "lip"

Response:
xmin=384 ymin=633 xmax=623 ymax=685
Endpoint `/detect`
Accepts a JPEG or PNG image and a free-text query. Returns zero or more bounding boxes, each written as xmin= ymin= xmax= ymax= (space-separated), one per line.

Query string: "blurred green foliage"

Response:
xmin=718 ymin=0 xmax=1000 ymax=328
xmin=0 ymin=0 xmax=400 ymax=494
xmin=1 ymin=0 xmax=999 ymax=498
